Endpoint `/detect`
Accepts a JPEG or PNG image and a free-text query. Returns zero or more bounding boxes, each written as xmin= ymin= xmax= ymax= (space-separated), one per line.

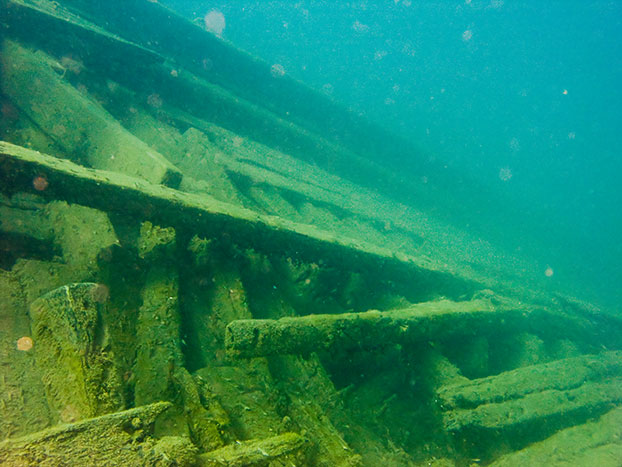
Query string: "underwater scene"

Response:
xmin=0 ymin=0 xmax=620 ymax=465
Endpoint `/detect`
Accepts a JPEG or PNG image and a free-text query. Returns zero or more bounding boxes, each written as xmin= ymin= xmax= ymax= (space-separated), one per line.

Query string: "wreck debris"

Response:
xmin=29 ymin=282 xmax=124 ymax=423
xmin=0 ymin=40 xmax=182 ymax=187
xmin=0 ymin=402 xmax=184 ymax=466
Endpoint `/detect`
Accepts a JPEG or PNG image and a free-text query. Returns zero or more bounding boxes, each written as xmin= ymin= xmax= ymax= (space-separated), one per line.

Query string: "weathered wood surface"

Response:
xmin=440 ymin=351 xmax=622 ymax=444
xmin=29 ymin=283 xmax=125 ymax=423
xmin=491 ymin=406 xmax=622 ymax=467
xmin=225 ymin=298 xmax=525 ymax=358
xmin=444 ymin=377 xmax=622 ymax=432
xmin=0 ymin=402 xmax=182 ymax=466
xmin=198 ymin=432 xmax=306 ymax=466
xmin=0 ymin=141 xmax=476 ymax=293
xmin=0 ymin=39 xmax=182 ymax=187
xmin=438 ymin=351 xmax=622 ymax=410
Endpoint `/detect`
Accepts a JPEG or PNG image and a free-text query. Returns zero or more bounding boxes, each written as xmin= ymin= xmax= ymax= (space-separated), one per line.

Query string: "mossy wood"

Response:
xmin=438 ymin=350 xmax=622 ymax=410
xmin=1 ymin=0 xmax=621 ymax=464
xmin=438 ymin=351 xmax=622 ymax=459
xmin=0 ymin=40 xmax=182 ymax=187
xmin=197 ymin=432 xmax=306 ymax=466
xmin=491 ymin=406 xmax=622 ymax=467
xmin=226 ymin=298 xmax=504 ymax=358
xmin=0 ymin=141 xmax=474 ymax=295
xmin=0 ymin=402 xmax=177 ymax=466
xmin=29 ymin=282 xmax=124 ymax=423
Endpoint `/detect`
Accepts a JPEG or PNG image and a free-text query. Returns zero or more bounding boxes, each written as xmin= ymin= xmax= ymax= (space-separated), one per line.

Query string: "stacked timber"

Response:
xmin=437 ymin=351 xmax=622 ymax=458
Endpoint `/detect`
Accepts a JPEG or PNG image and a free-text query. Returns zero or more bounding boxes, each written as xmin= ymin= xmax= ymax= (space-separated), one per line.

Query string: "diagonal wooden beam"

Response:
xmin=0 ymin=141 xmax=477 ymax=296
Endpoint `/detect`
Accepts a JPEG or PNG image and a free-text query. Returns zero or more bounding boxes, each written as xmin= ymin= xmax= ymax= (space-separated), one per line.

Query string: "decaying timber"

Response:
xmin=0 ymin=402 xmax=186 ymax=466
xmin=29 ymin=283 xmax=124 ymax=423
xmin=438 ymin=350 xmax=622 ymax=410
xmin=1 ymin=0 xmax=621 ymax=465
xmin=0 ymin=140 xmax=476 ymax=298
xmin=197 ymin=433 xmax=306 ymax=466
xmin=438 ymin=351 xmax=622 ymax=460
xmin=226 ymin=298 xmax=507 ymax=358
xmin=491 ymin=406 xmax=622 ymax=467
xmin=0 ymin=40 xmax=182 ymax=187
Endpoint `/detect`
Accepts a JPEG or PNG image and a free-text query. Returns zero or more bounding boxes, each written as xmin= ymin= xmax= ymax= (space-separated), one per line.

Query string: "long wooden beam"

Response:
xmin=224 ymin=298 xmax=523 ymax=358
xmin=0 ymin=141 xmax=476 ymax=297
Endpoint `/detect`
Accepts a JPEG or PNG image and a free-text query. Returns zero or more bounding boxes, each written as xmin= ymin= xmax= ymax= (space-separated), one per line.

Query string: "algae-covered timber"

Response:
xmin=226 ymin=298 xmax=512 ymax=358
xmin=491 ymin=406 xmax=622 ymax=466
xmin=197 ymin=432 xmax=306 ymax=466
xmin=0 ymin=140 xmax=476 ymax=297
xmin=438 ymin=350 xmax=622 ymax=410
xmin=0 ymin=402 xmax=184 ymax=466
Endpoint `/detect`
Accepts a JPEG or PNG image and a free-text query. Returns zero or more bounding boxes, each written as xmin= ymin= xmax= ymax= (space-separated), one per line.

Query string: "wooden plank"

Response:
xmin=0 ymin=39 xmax=182 ymax=187
xmin=0 ymin=402 xmax=175 ymax=466
xmin=0 ymin=141 xmax=475 ymax=295
xmin=444 ymin=376 xmax=622 ymax=432
xmin=438 ymin=351 xmax=622 ymax=410
xmin=491 ymin=407 xmax=622 ymax=467
xmin=197 ymin=433 xmax=306 ymax=466
xmin=225 ymin=298 xmax=525 ymax=358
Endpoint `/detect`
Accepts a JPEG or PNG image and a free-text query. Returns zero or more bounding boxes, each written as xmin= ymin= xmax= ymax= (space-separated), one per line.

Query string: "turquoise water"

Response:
xmin=162 ymin=0 xmax=622 ymax=310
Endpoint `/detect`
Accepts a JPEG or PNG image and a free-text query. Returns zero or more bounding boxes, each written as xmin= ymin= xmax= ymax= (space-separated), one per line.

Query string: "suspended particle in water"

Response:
xmin=147 ymin=93 xmax=163 ymax=108
xmin=33 ymin=175 xmax=49 ymax=191
xmin=352 ymin=20 xmax=369 ymax=33
xmin=232 ymin=136 xmax=244 ymax=148
xmin=568 ymin=132 xmax=576 ymax=140
xmin=562 ymin=89 xmax=568 ymax=95
xmin=374 ymin=50 xmax=388 ymax=61
xmin=1 ymin=101 xmax=19 ymax=121
xmin=270 ymin=63 xmax=286 ymax=78
xmin=509 ymin=137 xmax=520 ymax=151
xmin=16 ymin=336 xmax=34 ymax=351
xmin=498 ymin=167 xmax=513 ymax=181
xmin=544 ymin=266 xmax=554 ymax=277
xmin=462 ymin=29 xmax=473 ymax=41
xmin=204 ymin=10 xmax=226 ymax=36
xmin=402 ymin=43 xmax=416 ymax=57
xmin=90 ymin=283 xmax=110 ymax=304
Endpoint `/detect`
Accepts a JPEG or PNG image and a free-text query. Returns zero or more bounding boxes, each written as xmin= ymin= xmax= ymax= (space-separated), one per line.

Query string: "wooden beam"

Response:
xmin=225 ymin=298 xmax=522 ymax=358
xmin=0 ymin=141 xmax=475 ymax=295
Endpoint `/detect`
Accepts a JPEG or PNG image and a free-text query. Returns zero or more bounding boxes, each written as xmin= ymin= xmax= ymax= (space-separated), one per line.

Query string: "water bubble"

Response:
xmin=90 ymin=284 xmax=110 ymax=304
xmin=33 ymin=175 xmax=49 ymax=191
xmin=352 ymin=20 xmax=369 ymax=33
xmin=16 ymin=336 xmax=34 ymax=351
xmin=147 ymin=93 xmax=163 ymax=108
xmin=204 ymin=10 xmax=225 ymax=36
xmin=270 ymin=63 xmax=286 ymax=78
xmin=498 ymin=167 xmax=513 ymax=181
